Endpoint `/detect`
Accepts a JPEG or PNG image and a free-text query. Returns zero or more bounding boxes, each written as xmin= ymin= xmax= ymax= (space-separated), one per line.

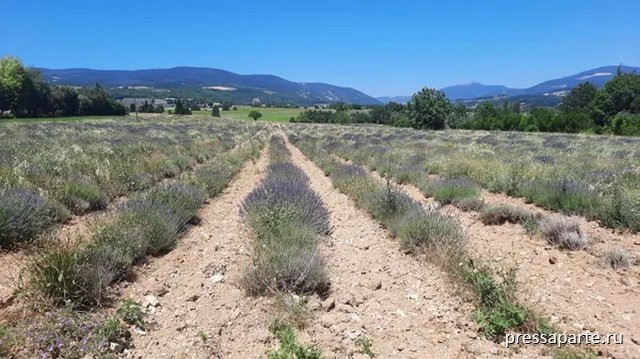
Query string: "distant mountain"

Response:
xmin=439 ymin=65 xmax=639 ymax=101
xmin=376 ymin=96 xmax=412 ymax=104
xmin=38 ymin=66 xmax=381 ymax=105
xmin=440 ymin=83 xmax=516 ymax=101
xmin=524 ymin=65 xmax=638 ymax=95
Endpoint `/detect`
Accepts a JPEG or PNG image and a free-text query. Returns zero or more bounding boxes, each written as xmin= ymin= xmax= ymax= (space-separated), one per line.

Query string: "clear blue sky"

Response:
xmin=1 ymin=0 xmax=638 ymax=96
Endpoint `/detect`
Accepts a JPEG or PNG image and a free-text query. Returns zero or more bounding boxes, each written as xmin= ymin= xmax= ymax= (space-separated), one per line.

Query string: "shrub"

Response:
xmin=431 ymin=177 xmax=480 ymax=204
xmin=242 ymin=180 xmax=330 ymax=236
xmin=0 ymin=188 xmax=65 ymax=247
xmin=479 ymin=205 xmax=537 ymax=226
xmin=600 ymin=186 xmax=640 ymax=232
xmin=243 ymin=229 xmax=329 ymax=296
xmin=519 ymin=179 xmax=601 ymax=218
xmin=603 ymin=248 xmax=631 ymax=269
xmin=146 ymin=183 xmax=207 ymax=230
xmin=452 ymin=197 xmax=485 ymax=212
xmin=269 ymin=136 xmax=291 ymax=164
xmin=194 ymin=162 xmax=235 ymax=197
xmin=117 ymin=199 xmax=182 ymax=255
xmin=266 ymin=162 xmax=310 ymax=184
xmin=462 ymin=260 xmax=537 ymax=338
xmin=11 ymin=307 xmax=130 ymax=358
xmin=395 ymin=209 xmax=465 ymax=253
xmin=366 ymin=183 xmax=422 ymax=231
xmin=74 ymin=241 xmax=136 ymax=305
xmin=539 ymin=215 xmax=588 ymax=250
xmin=59 ymin=178 xmax=108 ymax=215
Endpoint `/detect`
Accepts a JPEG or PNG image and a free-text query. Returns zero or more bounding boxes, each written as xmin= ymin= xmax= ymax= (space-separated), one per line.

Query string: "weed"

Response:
xmin=10 ymin=307 xmax=130 ymax=358
xmin=354 ymin=336 xmax=375 ymax=358
xmin=462 ymin=259 xmax=542 ymax=338
xmin=29 ymin=246 xmax=83 ymax=306
xmin=117 ymin=299 xmax=146 ymax=328
xmin=603 ymin=247 xmax=631 ymax=269
xmin=267 ymin=325 xmax=322 ymax=359
xmin=452 ymin=197 xmax=485 ymax=212
xmin=199 ymin=331 xmax=209 ymax=343
xmin=479 ymin=205 xmax=537 ymax=226
xmin=273 ymin=294 xmax=311 ymax=330
xmin=539 ymin=215 xmax=588 ymax=251
xmin=553 ymin=347 xmax=597 ymax=359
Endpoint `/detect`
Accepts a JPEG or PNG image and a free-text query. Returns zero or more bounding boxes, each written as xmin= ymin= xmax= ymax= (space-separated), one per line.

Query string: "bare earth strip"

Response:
xmin=121 ymin=149 xmax=272 ymax=358
xmin=464 ymin=190 xmax=640 ymax=358
xmin=363 ymin=167 xmax=640 ymax=358
xmin=284 ymin=139 xmax=545 ymax=358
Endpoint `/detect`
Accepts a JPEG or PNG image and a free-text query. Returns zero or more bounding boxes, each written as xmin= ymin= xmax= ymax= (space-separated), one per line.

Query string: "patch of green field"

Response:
xmin=194 ymin=106 xmax=302 ymax=122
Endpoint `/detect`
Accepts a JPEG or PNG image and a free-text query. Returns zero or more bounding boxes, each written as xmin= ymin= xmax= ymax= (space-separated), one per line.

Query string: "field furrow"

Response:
xmin=284 ymin=136 xmax=536 ymax=358
xmin=344 ymin=154 xmax=640 ymax=358
xmin=120 ymin=147 xmax=272 ymax=358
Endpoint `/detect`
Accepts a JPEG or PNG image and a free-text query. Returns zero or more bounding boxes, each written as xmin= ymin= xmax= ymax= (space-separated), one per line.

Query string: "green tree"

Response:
xmin=174 ymin=100 xmax=191 ymax=115
xmin=52 ymin=86 xmax=80 ymax=116
xmin=78 ymin=84 xmax=127 ymax=116
xmin=595 ymin=72 xmax=640 ymax=117
xmin=0 ymin=56 xmax=28 ymax=113
xmin=248 ymin=110 xmax=262 ymax=121
xmin=408 ymin=88 xmax=452 ymax=130
xmin=611 ymin=112 xmax=640 ymax=136
xmin=211 ymin=105 xmax=221 ymax=117
xmin=561 ymin=82 xmax=597 ymax=113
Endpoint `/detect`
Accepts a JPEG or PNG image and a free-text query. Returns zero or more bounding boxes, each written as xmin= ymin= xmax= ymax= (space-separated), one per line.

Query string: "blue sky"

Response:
xmin=1 ymin=0 xmax=638 ymax=96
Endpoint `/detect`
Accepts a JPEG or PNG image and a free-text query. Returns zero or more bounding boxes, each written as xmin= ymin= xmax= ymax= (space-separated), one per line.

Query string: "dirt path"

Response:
xmin=285 ymin=139 xmax=547 ymax=358
xmin=466 ymin=191 xmax=640 ymax=358
xmin=360 ymin=168 xmax=640 ymax=358
xmin=120 ymin=149 xmax=272 ymax=358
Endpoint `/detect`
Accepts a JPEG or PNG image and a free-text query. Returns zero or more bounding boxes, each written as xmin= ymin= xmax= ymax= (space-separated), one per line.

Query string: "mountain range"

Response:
xmin=39 ymin=65 xmax=638 ymax=106
xmin=38 ymin=67 xmax=380 ymax=105
xmin=378 ymin=65 xmax=639 ymax=103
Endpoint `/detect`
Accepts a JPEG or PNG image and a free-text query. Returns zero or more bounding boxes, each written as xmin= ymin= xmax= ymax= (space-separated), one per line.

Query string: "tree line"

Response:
xmin=0 ymin=56 xmax=127 ymax=118
xmin=294 ymin=69 xmax=640 ymax=136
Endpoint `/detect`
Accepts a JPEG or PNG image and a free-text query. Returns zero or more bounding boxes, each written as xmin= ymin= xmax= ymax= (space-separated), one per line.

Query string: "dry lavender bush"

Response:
xmin=0 ymin=117 xmax=267 ymax=248
xmin=242 ymin=136 xmax=330 ymax=296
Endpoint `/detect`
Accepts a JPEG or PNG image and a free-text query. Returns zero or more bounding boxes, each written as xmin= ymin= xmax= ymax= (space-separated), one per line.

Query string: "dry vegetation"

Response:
xmin=1 ymin=116 xmax=638 ymax=358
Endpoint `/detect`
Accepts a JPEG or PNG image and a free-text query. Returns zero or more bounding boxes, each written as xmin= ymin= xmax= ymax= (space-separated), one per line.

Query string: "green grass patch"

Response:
xmin=224 ymin=106 xmax=302 ymax=122
xmin=268 ymin=325 xmax=322 ymax=359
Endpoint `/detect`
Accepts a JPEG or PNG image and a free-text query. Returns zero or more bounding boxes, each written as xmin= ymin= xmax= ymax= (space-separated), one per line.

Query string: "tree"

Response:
xmin=561 ymin=82 xmax=597 ymax=113
xmin=408 ymin=87 xmax=451 ymax=130
xmin=211 ymin=105 xmax=220 ymax=117
xmin=78 ymin=84 xmax=127 ymax=116
xmin=0 ymin=56 xmax=28 ymax=113
xmin=52 ymin=86 xmax=80 ymax=116
xmin=248 ymin=110 xmax=262 ymax=121
xmin=174 ymin=100 xmax=191 ymax=115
